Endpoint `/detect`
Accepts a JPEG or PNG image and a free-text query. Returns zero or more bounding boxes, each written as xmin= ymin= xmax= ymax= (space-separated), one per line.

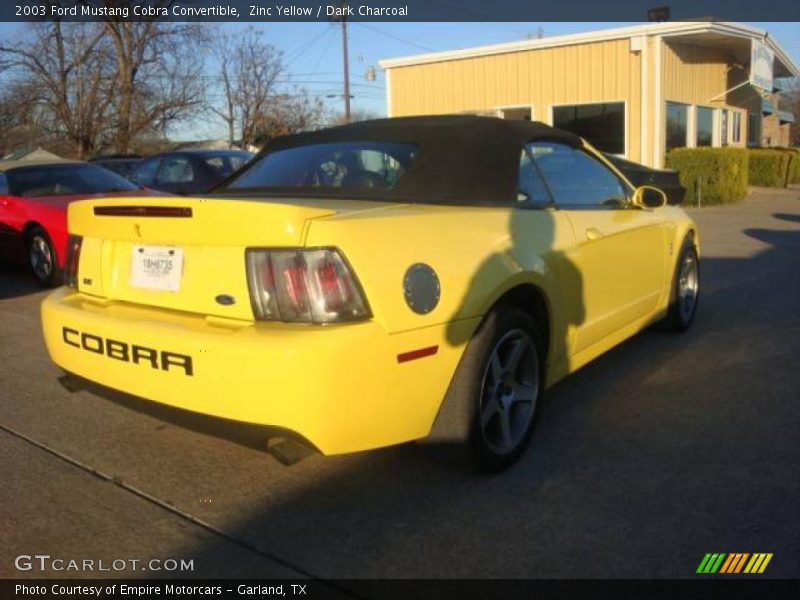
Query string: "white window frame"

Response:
xmin=712 ymin=109 xmax=721 ymax=146
xmin=494 ymin=104 xmax=535 ymax=121
xmin=653 ymin=35 xmax=664 ymax=167
xmin=549 ymin=99 xmax=628 ymax=157
xmin=731 ymin=110 xmax=743 ymax=145
xmin=719 ymin=108 xmax=730 ymax=147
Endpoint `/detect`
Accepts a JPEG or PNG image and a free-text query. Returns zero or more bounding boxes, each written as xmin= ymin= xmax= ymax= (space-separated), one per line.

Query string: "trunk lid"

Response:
xmin=68 ymin=196 xmax=360 ymax=320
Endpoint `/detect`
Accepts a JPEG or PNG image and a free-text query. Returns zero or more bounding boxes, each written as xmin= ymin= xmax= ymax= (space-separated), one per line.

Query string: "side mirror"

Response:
xmin=634 ymin=185 xmax=667 ymax=209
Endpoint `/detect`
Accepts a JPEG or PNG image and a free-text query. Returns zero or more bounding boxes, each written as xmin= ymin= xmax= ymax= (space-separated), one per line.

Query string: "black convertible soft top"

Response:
xmin=218 ymin=115 xmax=583 ymax=205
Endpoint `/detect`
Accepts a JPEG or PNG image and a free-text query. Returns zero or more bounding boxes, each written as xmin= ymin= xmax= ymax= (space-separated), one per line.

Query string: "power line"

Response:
xmin=353 ymin=22 xmax=436 ymax=52
xmin=311 ymin=26 xmax=338 ymax=78
xmin=283 ymin=25 xmax=335 ymax=67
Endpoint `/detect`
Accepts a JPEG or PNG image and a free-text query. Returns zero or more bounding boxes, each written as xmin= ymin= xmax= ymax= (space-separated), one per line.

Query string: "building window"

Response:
xmin=696 ymin=107 xmax=714 ymax=147
xmin=666 ymin=102 xmax=689 ymax=152
xmin=720 ymin=109 xmax=729 ymax=146
xmin=732 ymin=112 xmax=742 ymax=144
xmin=498 ymin=106 xmax=532 ymax=121
xmin=748 ymin=112 xmax=761 ymax=147
xmin=551 ymin=102 xmax=625 ymax=155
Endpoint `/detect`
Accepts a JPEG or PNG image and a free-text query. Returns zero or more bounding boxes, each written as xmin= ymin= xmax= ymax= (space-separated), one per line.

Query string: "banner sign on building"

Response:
xmin=751 ymin=39 xmax=774 ymax=91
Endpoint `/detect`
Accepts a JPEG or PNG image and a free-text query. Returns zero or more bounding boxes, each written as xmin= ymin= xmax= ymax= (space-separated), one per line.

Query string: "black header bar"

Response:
xmin=4 ymin=579 xmax=800 ymax=600
xmin=1 ymin=1 xmax=799 ymax=22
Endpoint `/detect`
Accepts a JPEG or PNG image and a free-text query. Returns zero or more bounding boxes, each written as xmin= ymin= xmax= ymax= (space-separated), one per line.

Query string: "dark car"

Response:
xmin=89 ymin=154 xmax=142 ymax=180
xmin=603 ymin=153 xmax=686 ymax=206
xmin=129 ymin=150 xmax=253 ymax=195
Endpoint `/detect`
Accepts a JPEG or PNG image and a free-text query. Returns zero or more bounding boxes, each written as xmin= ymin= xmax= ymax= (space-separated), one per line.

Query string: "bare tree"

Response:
xmin=252 ymin=90 xmax=326 ymax=145
xmin=327 ymin=108 xmax=381 ymax=127
xmin=210 ymin=28 xmax=325 ymax=148
xmin=0 ymin=22 xmax=114 ymax=158
xmin=209 ymin=32 xmax=237 ymax=148
xmin=231 ymin=28 xmax=284 ymax=148
xmin=1 ymin=6 xmax=209 ymax=157
xmin=0 ymin=84 xmax=38 ymax=156
xmin=101 ymin=19 xmax=209 ymax=152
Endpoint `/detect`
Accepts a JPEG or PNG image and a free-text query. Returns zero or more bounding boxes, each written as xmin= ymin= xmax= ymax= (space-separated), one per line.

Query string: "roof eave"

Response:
xmin=379 ymin=21 xmax=799 ymax=78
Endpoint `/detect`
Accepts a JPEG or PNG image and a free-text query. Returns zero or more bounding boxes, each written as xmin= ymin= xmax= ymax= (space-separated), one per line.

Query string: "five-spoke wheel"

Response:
xmin=27 ymin=226 xmax=60 ymax=287
xmin=662 ymin=236 xmax=700 ymax=332
xmin=478 ymin=329 xmax=539 ymax=457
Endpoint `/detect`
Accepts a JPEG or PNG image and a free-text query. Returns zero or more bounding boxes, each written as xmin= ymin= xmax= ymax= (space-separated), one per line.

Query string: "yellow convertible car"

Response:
xmin=41 ymin=116 xmax=699 ymax=471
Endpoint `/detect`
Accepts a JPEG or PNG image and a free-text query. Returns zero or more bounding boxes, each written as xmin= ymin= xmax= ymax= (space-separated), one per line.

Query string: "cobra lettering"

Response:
xmin=62 ymin=327 xmax=193 ymax=376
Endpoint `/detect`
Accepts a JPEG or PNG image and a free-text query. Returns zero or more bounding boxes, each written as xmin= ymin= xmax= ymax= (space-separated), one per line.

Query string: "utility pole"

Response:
xmin=340 ymin=4 xmax=351 ymax=123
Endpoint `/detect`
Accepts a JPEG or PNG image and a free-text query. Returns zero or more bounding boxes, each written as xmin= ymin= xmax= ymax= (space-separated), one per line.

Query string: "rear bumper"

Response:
xmin=41 ymin=288 xmax=474 ymax=455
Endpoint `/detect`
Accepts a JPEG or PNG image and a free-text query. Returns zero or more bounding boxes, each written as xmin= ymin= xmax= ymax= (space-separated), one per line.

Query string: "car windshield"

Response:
xmin=6 ymin=164 xmax=139 ymax=197
xmin=222 ymin=142 xmax=418 ymax=194
xmin=203 ymin=153 xmax=252 ymax=177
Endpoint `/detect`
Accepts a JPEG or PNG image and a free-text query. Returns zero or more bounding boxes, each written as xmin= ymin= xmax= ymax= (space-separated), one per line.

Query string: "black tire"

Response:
xmin=427 ymin=306 xmax=544 ymax=472
xmin=27 ymin=226 xmax=61 ymax=288
xmin=660 ymin=236 xmax=700 ymax=332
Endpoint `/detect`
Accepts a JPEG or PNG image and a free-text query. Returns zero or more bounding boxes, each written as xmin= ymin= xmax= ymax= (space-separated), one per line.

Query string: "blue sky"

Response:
xmin=1 ymin=21 xmax=798 ymax=140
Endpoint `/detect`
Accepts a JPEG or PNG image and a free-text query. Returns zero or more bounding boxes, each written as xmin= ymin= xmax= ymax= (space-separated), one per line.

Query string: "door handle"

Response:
xmin=585 ymin=227 xmax=603 ymax=240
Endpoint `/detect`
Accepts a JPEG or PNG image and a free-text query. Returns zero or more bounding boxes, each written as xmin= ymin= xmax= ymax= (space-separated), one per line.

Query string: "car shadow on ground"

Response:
xmin=773 ymin=212 xmax=800 ymax=224
xmin=0 ymin=262 xmax=44 ymax=300
xmin=157 ymin=220 xmax=799 ymax=581
xmin=64 ymin=375 xmax=291 ymax=454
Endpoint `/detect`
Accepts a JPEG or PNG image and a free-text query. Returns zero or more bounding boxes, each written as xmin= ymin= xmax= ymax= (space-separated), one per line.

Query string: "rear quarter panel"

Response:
xmin=305 ymin=204 xmax=580 ymax=362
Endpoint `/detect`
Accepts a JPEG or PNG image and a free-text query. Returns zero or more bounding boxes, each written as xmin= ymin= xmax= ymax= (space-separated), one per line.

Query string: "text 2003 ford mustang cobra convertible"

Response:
xmin=41 ymin=116 xmax=699 ymax=471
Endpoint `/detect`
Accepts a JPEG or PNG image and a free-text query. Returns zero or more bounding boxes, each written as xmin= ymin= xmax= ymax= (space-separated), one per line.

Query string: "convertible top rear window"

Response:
xmin=226 ymin=142 xmax=418 ymax=193
xmin=212 ymin=116 xmax=582 ymax=205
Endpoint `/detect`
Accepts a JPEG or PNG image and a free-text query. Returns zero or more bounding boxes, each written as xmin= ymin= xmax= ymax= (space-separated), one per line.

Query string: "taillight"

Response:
xmin=246 ymin=248 xmax=370 ymax=324
xmin=63 ymin=235 xmax=82 ymax=289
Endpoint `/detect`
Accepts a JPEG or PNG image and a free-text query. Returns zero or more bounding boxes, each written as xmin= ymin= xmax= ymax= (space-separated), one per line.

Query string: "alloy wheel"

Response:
xmin=30 ymin=235 xmax=53 ymax=283
xmin=478 ymin=329 xmax=539 ymax=456
xmin=678 ymin=252 xmax=699 ymax=324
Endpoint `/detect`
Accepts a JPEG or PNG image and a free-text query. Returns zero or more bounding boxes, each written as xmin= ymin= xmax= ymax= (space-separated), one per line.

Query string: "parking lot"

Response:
xmin=1 ymin=187 xmax=798 ymax=582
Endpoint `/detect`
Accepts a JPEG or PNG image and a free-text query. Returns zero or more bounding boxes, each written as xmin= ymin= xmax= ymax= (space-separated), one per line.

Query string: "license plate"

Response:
xmin=130 ymin=245 xmax=183 ymax=292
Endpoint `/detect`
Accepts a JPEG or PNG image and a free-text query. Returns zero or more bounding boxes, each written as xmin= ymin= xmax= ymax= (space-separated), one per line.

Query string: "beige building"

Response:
xmin=379 ymin=22 xmax=799 ymax=168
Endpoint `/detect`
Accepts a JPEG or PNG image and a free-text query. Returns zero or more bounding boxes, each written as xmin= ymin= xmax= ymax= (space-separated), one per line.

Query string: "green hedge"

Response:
xmin=748 ymin=149 xmax=792 ymax=188
xmin=665 ymin=147 xmax=749 ymax=206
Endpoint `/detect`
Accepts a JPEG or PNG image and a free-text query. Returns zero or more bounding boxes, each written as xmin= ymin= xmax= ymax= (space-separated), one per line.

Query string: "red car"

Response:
xmin=0 ymin=160 xmax=160 ymax=287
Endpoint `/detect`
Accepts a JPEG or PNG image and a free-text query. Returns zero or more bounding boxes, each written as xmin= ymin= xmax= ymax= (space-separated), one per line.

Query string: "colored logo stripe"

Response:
xmin=697 ymin=553 xmax=773 ymax=574
xmin=744 ymin=553 xmax=773 ymax=574
xmin=697 ymin=553 xmax=726 ymax=573
xmin=719 ymin=553 xmax=749 ymax=573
